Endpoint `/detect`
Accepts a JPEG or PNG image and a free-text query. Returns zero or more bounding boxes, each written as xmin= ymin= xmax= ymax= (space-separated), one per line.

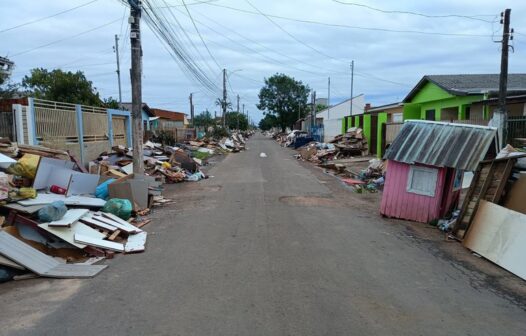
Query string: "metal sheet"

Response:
xmin=384 ymin=120 xmax=497 ymax=171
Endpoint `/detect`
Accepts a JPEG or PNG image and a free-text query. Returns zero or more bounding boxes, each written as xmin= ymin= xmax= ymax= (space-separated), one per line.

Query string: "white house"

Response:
xmin=317 ymin=94 xmax=365 ymax=142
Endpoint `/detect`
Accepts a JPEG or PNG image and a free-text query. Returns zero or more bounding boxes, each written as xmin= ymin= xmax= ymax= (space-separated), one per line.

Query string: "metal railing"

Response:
xmin=508 ymin=116 xmax=526 ymax=148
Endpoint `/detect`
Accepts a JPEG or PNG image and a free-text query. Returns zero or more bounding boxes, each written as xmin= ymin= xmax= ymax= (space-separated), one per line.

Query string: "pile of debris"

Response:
xmin=329 ymin=127 xmax=368 ymax=157
xmin=0 ymin=142 xmax=166 ymax=283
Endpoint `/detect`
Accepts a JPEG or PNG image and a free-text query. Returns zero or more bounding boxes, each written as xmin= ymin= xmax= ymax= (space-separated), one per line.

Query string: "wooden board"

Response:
xmin=38 ymin=220 xmax=107 ymax=249
xmin=74 ymin=233 xmax=124 ymax=252
xmin=0 ymin=254 xmax=25 ymax=270
xmin=91 ymin=214 xmax=137 ymax=233
xmin=18 ymin=194 xmax=106 ymax=207
xmin=47 ymin=209 xmax=90 ymax=227
xmin=2 ymin=203 xmax=45 ymax=214
xmin=464 ymin=200 xmax=526 ymax=281
xmin=124 ymin=232 xmax=147 ymax=253
xmin=79 ymin=216 xmax=118 ymax=232
xmin=504 ymin=173 xmax=526 ymax=215
xmin=0 ymin=231 xmax=107 ymax=278
xmin=101 ymin=212 xmax=143 ymax=233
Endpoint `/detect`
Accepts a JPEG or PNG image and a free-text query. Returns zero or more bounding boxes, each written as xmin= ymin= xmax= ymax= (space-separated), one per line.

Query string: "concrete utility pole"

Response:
xmin=350 ymin=60 xmax=354 ymax=116
xmin=497 ymin=8 xmax=512 ymax=147
xmin=129 ymin=0 xmax=144 ymax=173
xmin=222 ymin=68 xmax=227 ymax=127
xmin=114 ymin=34 xmax=122 ymax=105
xmin=189 ymin=93 xmax=194 ymax=128
xmin=328 ymin=76 xmax=331 ymax=120
xmin=311 ymin=91 xmax=316 ymax=136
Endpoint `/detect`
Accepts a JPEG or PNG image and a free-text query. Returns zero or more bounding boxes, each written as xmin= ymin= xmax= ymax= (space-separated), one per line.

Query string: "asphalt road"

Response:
xmin=1 ymin=133 xmax=526 ymax=336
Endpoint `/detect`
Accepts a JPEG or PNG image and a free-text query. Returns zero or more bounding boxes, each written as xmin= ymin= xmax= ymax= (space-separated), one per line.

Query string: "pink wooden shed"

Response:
xmin=380 ymin=121 xmax=497 ymax=223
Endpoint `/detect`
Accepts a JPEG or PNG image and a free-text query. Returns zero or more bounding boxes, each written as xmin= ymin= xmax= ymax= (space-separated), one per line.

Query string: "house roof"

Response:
xmin=384 ymin=120 xmax=497 ymax=171
xmin=367 ymin=102 xmax=403 ymax=113
xmin=119 ymin=102 xmax=154 ymax=116
xmin=404 ymin=74 xmax=526 ymax=102
xmin=149 ymin=108 xmax=187 ymax=121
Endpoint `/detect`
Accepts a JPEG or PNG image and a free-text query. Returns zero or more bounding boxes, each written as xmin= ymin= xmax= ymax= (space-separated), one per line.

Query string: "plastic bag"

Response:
xmin=0 ymin=172 xmax=9 ymax=200
xmin=38 ymin=201 xmax=67 ymax=222
xmin=18 ymin=187 xmax=37 ymax=199
xmin=6 ymin=154 xmax=40 ymax=178
xmin=95 ymin=178 xmax=115 ymax=200
xmin=101 ymin=198 xmax=132 ymax=220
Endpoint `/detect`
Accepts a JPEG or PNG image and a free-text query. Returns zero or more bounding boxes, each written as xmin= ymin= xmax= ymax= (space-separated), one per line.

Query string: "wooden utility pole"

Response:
xmin=222 ymin=68 xmax=227 ymax=128
xmin=327 ymin=76 xmax=331 ymax=120
xmin=129 ymin=0 xmax=144 ymax=173
xmin=189 ymin=93 xmax=194 ymax=127
xmin=114 ymin=34 xmax=122 ymax=105
xmin=497 ymin=8 xmax=512 ymax=147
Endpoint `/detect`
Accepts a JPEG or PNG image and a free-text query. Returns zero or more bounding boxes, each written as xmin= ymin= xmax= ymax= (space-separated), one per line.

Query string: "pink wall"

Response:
xmin=380 ymin=160 xmax=447 ymax=223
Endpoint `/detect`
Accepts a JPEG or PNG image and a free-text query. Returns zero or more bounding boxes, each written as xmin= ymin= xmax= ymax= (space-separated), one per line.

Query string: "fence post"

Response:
xmin=126 ymin=111 xmax=132 ymax=147
xmin=27 ymin=98 xmax=36 ymax=145
xmin=12 ymin=104 xmax=24 ymax=144
xmin=107 ymin=109 xmax=114 ymax=147
xmin=76 ymin=104 xmax=85 ymax=165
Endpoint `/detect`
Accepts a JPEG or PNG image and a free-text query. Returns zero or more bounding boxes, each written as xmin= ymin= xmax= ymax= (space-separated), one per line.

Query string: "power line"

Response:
xmin=244 ymin=0 xmax=344 ymax=63
xmin=0 ymin=0 xmax=100 ymax=34
xmin=180 ymin=0 xmax=222 ymax=70
xmin=201 ymin=2 xmax=493 ymax=38
xmin=10 ymin=18 xmax=121 ymax=57
xmin=331 ymin=0 xmax=496 ymax=23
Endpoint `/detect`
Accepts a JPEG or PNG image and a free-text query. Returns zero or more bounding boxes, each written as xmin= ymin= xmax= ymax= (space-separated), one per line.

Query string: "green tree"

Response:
xmin=257 ymin=73 xmax=310 ymax=131
xmin=103 ymin=96 xmax=120 ymax=109
xmin=0 ymin=61 xmax=20 ymax=99
xmin=225 ymin=111 xmax=249 ymax=130
xmin=258 ymin=114 xmax=278 ymax=131
xmin=194 ymin=109 xmax=215 ymax=128
xmin=22 ymin=68 xmax=103 ymax=106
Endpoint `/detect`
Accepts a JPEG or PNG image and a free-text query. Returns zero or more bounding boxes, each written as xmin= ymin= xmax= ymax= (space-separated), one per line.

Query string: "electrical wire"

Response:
xmin=200 ymin=2 xmax=493 ymax=38
xmin=331 ymin=1 xmax=496 ymax=23
xmin=0 ymin=0 xmax=100 ymax=34
xmin=180 ymin=0 xmax=222 ymax=70
xmin=10 ymin=18 xmax=122 ymax=57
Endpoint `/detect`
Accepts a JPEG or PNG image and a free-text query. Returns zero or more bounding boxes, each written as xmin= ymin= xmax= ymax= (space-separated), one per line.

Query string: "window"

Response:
xmin=392 ymin=113 xmax=403 ymax=123
xmin=465 ymin=106 xmax=471 ymax=120
xmin=406 ymin=165 xmax=439 ymax=197
xmin=425 ymin=109 xmax=435 ymax=121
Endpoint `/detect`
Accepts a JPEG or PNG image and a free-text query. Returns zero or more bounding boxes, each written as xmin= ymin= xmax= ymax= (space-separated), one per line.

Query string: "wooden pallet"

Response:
xmin=453 ymin=157 xmax=516 ymax=239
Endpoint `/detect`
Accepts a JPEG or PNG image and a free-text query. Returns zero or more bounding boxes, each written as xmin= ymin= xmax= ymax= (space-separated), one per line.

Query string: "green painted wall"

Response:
xmin=403 ymin=103 xmax=421 ymax=120
xmin=411 ymin=82 xmax=454 ymax=103
xmin=377 ymin=112 xmax=388 ymax=158
xmin=341 ymin=116 xmax=353 ymax=133
xmin=363 ymin=114 xmax=371 ymax=150
xmin=404 ymin=82 xmax=484 ymax=121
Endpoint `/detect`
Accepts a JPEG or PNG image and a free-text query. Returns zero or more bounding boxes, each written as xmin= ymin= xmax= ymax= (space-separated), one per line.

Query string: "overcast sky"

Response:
xmin=2 ymin=0 xmax=526 ymax=123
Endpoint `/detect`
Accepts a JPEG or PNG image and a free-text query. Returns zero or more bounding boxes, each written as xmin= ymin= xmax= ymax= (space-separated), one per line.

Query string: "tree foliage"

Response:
xmin=225 ymin=111 xmax=249 ymax=130
xmin=193 ymin=109 xmax=215 ymax=128
xmin=0 ymin=67 xmax=20 ymax=99
xmin=257 ymin=73 xmax=310 ymax=131
xmin=22 ymin=68 xmax=103 ymax=106
xmin=258 ymin=114 xmax=278 ymax=131
xmin=103 ymin=96 xmax=120 ymax=109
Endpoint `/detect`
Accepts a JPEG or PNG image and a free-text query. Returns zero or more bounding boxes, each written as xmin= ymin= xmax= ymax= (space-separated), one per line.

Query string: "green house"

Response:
xmin=403 ymin=74 xmax=526 ymax=122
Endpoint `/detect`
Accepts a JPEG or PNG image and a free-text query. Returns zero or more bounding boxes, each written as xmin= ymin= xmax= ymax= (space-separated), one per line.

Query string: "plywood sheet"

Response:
xmin=0 ymin=254 xmax=25 ymax=270
xmin=464 ymin=200 xmax=526 ymax=281
xmin=0 ymin=231 xmax=106 ymax=278
xmin=101 ymin=212 xmax=142 ymax=233
xmin=39 ymin=220 xmax=107 ymax=249
xmin=47 ymin=209 xmax=90 ymax=227
xmin=125 ymin=232 xmax=147 ymax=253
xmin=504 ymin=173 xmax=526 ymax=215
xmin=18 ymin=194 xmax=106 ymax=207
xmin=91 ymin=214 xmax=136 ymax=233
xmin=74 ymin=233 xmax=124 ymax=252
xmin=33 ymin=157 xmax=75 ymax=190
xmin=79 ymin=216 xmax=118 ymax=232
xmin=66 ymin=172 xmax=100 ymax=196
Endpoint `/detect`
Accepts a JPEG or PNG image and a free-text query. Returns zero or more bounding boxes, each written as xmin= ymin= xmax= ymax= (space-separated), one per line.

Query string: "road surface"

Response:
xmin=1 ymin=133 xmax=525 ymax=336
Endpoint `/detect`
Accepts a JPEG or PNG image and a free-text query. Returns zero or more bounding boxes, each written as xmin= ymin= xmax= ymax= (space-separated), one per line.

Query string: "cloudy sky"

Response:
xmin=2 ymin=0 xmax=526 ymax=123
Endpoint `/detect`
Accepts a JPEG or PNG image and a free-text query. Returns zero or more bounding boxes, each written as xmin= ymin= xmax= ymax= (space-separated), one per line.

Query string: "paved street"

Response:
xmin=1 ymin=133 xmax=526 ymax=336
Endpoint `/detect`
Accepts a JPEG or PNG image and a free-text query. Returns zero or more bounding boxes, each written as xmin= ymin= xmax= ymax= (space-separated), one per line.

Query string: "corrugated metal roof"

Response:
xmin=384 ymin=120 xmax=497 ymax=171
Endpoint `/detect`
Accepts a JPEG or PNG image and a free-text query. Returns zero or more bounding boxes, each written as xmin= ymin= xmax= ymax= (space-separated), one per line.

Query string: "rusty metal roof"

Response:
xmin=384 ymin=120 xmax=497 ymax=171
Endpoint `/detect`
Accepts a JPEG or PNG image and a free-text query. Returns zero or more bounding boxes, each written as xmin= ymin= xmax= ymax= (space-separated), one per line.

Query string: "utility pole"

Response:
xmin=114 ymin=34 xmax=122 ymax=105
xmin=129 ymin=0 xmax=144 ymax=173
xmin=189 ymin=93 xmax=194 ymax=128
xmin=311 ymin=91 xmax=316 ymax=136
xmin=327 ymin=76 xmax=331 ymax=120
xmin=497 ymin=8 xmax=512 ymax=147
xmin=222 ymin=68 xmax=227 ymax=128
xmin=350 ymin=60 xmax=354 ymax=116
